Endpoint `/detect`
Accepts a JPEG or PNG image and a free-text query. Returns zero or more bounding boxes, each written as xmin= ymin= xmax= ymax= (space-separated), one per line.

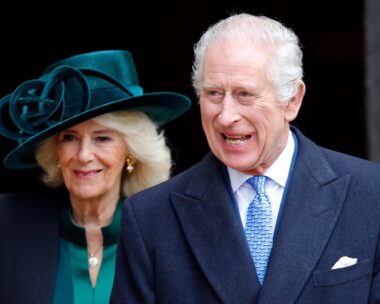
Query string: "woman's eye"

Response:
xmin=61 ymin=134 xmax=76 ymax=142
xmin=96 ymin=136 xmax=112 ymax=143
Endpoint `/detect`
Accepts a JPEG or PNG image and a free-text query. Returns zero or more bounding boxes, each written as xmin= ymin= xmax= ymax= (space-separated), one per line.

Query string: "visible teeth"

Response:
xmin=77 ymin=171 xmax=98 ymax=176
xmin=225 ymin=135 xmax=249 ymax=145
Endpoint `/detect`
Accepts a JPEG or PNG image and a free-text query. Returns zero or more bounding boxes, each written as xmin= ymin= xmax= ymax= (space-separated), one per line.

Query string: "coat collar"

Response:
xmin=171 ymin=153 xmax=260 ymax=303
xmin=258 ymin=127 xmax=350 ymax=303
xmin=171 ymin=127 xmax=350 ymax=303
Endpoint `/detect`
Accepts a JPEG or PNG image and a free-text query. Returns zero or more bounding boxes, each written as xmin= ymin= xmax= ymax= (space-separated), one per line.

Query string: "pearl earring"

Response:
xmin=126 ymin=156 xmax=136 ymax=173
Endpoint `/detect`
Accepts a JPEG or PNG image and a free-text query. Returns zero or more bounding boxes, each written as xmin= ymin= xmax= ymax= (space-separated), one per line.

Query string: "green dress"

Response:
xmin=52 ymin=199 xmax=122 ymax=304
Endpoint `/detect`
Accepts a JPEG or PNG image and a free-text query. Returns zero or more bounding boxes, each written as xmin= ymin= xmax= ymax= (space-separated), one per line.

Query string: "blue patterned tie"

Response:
xmin=245 ymin=175 xmax=273 ymax=285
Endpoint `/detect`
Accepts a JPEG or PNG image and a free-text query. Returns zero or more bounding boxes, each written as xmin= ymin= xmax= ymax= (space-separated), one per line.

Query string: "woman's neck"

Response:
xmin=70 ymin=192 xmax=120 ymax=227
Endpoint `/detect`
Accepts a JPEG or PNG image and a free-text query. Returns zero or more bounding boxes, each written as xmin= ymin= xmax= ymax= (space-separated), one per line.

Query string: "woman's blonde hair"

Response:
xmin=35 ymin=111 xmax=172 ymax=197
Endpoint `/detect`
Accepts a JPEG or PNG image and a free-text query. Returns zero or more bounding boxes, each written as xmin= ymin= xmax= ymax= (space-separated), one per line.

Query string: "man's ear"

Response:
xmin=284 ymin=81 xmax=305 ymax=122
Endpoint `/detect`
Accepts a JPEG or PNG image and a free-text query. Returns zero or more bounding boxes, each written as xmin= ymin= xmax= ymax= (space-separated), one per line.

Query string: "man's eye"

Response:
xmin=238 ymin=90 xmax=251 ymax=97
xmin=206 ymin=90 xmax=223 ymax=97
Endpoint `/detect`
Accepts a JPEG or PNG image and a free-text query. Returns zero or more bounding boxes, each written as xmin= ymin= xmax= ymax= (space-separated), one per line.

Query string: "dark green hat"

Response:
xmin=0 ymin=50 xmax=191 ymax=169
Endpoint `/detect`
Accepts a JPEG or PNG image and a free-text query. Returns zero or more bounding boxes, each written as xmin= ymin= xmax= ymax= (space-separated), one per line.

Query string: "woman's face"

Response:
xmin=56 ymin=118 xmax=128 ymax=202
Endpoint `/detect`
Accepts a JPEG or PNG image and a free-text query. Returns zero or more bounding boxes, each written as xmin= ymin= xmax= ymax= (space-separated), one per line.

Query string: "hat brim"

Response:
xmin=4 ymin=92 xmax=191 ymax=169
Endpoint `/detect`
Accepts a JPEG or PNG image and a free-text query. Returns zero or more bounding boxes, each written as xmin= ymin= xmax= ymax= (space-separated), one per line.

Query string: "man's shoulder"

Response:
xmin=128 ymin=152 xmax=222 ymax=206
xmin=321 ymin=147 xmax=380 ymax=178
xmin=294 ymin=126 xmax=380 ymax=174
xmin=132 ymin=156 xmax=209 ymax=197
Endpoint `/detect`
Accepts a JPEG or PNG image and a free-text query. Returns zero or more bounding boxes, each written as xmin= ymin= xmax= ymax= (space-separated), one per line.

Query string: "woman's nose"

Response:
xmin=77 ymin=138 xmax=95 ymax=163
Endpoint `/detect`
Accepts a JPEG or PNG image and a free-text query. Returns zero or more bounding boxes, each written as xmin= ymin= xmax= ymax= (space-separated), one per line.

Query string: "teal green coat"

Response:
xmin=0 ymin=190 xmax=121 ymax=304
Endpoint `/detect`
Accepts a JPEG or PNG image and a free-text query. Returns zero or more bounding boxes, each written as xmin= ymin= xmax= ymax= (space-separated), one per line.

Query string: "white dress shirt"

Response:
xmin=227 ymin=131 xmax=295 ymax=229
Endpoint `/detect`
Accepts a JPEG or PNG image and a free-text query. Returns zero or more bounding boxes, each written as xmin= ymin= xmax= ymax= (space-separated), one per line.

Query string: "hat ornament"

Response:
xmin=0 ymin=66 xmax=134 ymax=143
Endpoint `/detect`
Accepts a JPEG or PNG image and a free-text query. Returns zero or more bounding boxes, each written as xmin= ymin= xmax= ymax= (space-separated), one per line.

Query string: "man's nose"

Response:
xmin=218 ymin=95 xmax=241 ymax=126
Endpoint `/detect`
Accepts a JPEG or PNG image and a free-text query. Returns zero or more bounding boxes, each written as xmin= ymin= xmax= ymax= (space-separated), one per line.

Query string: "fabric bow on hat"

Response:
xmin=0 ymin=50 xmax=191 ymax=169
xmin=0 ymin=65 xmax=91 ymax=141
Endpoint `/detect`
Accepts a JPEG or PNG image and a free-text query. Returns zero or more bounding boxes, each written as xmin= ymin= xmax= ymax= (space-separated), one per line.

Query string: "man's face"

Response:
xmin=199 ymin=43 xmax=301 ymax=175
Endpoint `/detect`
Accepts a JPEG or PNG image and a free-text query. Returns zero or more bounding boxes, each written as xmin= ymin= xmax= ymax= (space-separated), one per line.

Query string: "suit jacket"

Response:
xmin=0 ymin=190 xmax=62 ymax=304
xmin=111 ymin=127 xmax=380 ymax=304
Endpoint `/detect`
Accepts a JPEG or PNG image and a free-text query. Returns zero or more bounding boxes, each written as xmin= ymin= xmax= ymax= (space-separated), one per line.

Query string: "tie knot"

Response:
xmin=247 ymin=175 xmax=267 ymax=194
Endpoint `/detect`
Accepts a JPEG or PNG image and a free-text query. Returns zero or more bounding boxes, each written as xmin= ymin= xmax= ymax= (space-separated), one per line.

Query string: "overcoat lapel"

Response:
xmin=258 ymin=129 xmax=350 ymax=303
xmin=171 ymin=154 xmax=260 ymax=303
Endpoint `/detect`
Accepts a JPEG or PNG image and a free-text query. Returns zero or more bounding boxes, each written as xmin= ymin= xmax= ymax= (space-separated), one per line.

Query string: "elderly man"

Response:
xmin=111 ymin=13 xmax=380 ymax=303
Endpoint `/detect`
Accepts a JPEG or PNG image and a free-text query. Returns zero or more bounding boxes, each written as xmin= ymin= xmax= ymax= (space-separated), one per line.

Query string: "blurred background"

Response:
xmin=0 ymin=0 xmax=377 ymax=192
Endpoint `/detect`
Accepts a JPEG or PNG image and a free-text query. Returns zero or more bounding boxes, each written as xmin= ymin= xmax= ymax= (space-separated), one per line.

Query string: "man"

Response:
xmin=111 ymin=14 xmax=380 ymax=303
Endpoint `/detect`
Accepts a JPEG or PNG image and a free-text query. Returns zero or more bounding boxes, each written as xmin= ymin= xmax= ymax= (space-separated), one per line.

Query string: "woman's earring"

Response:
xmin=56 ymin=157 xmax=61 ymax=168
xmin=126 ymin=155 xmax=136 ymax=173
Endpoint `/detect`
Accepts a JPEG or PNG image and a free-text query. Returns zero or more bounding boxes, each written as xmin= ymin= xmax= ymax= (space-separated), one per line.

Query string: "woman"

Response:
xmin=0 ymin=50 xmax=191 ymax=303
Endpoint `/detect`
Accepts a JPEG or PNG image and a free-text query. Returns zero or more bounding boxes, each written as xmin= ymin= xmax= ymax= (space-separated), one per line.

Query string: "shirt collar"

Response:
xmin=228 ymin=130 xmax=295 ymax=192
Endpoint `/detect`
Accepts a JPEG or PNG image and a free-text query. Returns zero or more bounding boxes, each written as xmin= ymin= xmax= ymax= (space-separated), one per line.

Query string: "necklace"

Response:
xmin=88 ymin=244 xmax=102 ymax=269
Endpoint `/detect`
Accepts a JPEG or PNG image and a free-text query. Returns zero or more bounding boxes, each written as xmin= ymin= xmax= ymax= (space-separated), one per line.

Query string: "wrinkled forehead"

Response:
xmin=203 ymin=43 xmax=271 ymax=77
xmin=206 ymin=38 xmax=272 ymax=60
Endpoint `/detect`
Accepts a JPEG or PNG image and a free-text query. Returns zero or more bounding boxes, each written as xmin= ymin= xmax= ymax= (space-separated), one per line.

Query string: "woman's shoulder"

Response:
xmin=0 ymin=189 xmax=63 ymax=216
xmin=0 ymin=192 xmax=33 ymax=209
